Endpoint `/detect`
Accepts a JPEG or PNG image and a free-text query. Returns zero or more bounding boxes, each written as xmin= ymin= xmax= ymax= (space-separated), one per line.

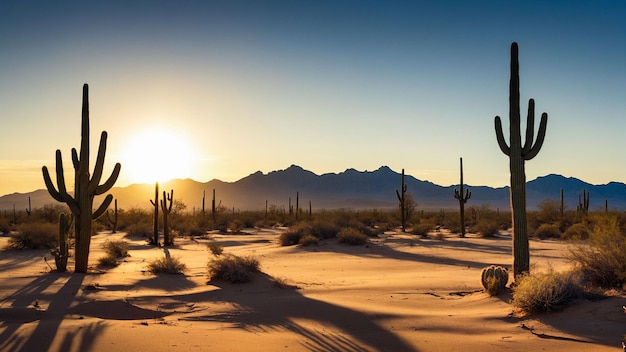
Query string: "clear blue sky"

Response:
xmin=0 ymin=0 xmax=624 ymax=196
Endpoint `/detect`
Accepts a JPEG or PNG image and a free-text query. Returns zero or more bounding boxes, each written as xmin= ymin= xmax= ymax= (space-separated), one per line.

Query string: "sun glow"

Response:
xmin=121 ymin=128 xmax=197 ymax=184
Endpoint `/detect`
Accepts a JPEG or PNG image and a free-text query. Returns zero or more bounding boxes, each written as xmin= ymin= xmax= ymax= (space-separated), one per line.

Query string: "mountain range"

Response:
xmin=1 ymin=165 xmax=625 ymax=213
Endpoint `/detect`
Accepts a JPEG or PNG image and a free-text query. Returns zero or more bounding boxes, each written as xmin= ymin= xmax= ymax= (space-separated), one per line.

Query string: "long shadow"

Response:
xmin=296 ymin=238 xmax=509 ymax=270
xmin=0 ymin=272 xmax=105 ymax=352
xmin=493 ymin=295 xmax=626 ymax=349
xmin=143 ymin=272 xmax=420 ymax=351
xmin=20 ymin=274 xmax=87 ymax=351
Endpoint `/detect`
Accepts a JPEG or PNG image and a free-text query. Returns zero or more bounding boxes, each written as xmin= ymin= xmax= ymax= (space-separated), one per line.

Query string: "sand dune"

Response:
xmin=0 ymin=230 xmax=624 ymax=352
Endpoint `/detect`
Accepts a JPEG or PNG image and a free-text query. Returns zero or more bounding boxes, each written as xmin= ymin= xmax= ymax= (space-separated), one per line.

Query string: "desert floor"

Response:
xmin=0 ymin=229 xmax=624 ymax=352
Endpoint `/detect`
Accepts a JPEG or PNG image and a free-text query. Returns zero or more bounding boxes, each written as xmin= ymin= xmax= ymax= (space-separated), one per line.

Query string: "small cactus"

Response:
xmin=52 ymin=213 xmax=70 ymax=272
xmin=396 ymin=169 xmax=407 ymax=232
xmin=481 ymin=265 xmax=509 ymax=296
xmin=161 ymin=189 xmax=174 ymax=246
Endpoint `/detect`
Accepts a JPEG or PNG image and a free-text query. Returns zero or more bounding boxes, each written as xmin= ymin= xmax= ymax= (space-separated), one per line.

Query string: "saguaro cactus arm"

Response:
xmin=42 ymin=151 xmax=80 ymax=215
xmin=494 ymin=117 xmax=510 ymax=156
xmin=91 ymin=131 xmax=122 ymax=195
xmin=522 ymin=101 xmax=548 ymax=160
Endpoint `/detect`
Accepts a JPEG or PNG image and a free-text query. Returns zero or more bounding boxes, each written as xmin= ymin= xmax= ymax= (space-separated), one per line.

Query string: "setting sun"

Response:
xmin=121 ymin=128 xmax=196 ymax=184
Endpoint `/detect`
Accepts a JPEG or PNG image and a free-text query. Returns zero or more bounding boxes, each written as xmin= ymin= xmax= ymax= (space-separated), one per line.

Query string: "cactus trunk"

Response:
xmin=42 ymin=84 xmax=121 ymax=273
xmin=54 ymin=213 xmax=70 ymax=272
xmin=150 ymin=182 xmax=160 ymax=245
xmin=396 ymin=169 xmax=407 ymax=232
xmin=494 ymin=43 xmax=548 ymax=279
xmin=161 ymin=189 xmax=174 ymax=246
xmin=454 ymin=158 xmax=471 ymax=238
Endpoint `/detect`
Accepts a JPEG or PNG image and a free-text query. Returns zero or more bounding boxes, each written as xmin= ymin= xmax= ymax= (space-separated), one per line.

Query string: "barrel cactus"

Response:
xmin=481 ymin=265 xmax=509 ymax=296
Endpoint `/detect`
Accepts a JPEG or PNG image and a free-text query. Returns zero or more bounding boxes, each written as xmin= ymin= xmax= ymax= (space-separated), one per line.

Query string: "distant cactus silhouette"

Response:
xmin=453 ymin=158 xmax=471 ymax=238
xmin=577 ymin=189 xmax=589 ymax=215
xmin=150 ymin=182 xmax=159 ymax=245
xmin=396 ymin=169 xmax=407 ymax=232
xmin=494 ymin=42 xmax=548 ymax=278
xmin=161 ymin=189 xmax=174 ymax=246
xmin=42 ymin=84 xmax=121 ymax=273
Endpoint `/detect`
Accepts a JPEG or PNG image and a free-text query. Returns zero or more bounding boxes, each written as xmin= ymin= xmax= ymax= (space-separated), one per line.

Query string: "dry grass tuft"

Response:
xmin=207 ymin=254 xmax=259 ymax=283
xmin=512 ymin=268 xmax=580 ymax=313
xmin=148 ymin=256 xmax=186 ymax=274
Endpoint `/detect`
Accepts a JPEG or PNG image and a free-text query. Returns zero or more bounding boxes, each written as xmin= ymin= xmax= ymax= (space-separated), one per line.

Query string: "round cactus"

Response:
xmin=481 ymin=265 xmax=509 ymax=296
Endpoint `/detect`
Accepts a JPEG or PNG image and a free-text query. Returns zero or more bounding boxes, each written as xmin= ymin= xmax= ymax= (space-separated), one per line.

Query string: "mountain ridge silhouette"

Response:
xmin=1 ymin=165 xmax=624 ymax=212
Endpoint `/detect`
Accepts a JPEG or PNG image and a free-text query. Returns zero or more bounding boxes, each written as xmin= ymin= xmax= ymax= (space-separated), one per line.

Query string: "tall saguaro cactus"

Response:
xmin=150 ymin=182 xmax=159 ymax=245
xmin=494 ymin=42 xmax=548 ymax=278
xmin=42 ymin=84 xmax=121 ymax=273
xmin=161 ymin=189 xmax=174 ymax=246
xmin=454 ymin=158 xmax=471 ymax=238
xmin=396 ymin=169 xmax=407 ymax=232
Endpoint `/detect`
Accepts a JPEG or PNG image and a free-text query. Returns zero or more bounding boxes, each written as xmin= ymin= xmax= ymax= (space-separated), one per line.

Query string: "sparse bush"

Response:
xmin=207 ymin=254 xmax=259 ymax=283
xmin=410 ymin=222 xmax=434 ymax=238
xmin=102 ymin=240 xmax=129 ymax=258
xmin=511 ymin=268 xmax=581 ymax=313
xmin=279 ymin=223 xmax=311 ymax=246
xmin=533 ymin=223 xmax=561 ymax=239
xmin=568 ymin=215 xmax=626 ymax=288
xmin=481 ymin=265 xmax=509 ymax=296
xmin=9 ymin=222 xmax=57 ymax=249
xmin=309 ymin=220 xmax=340 ymax=239
xmin=206 ymin=242 xmax=223 ymax=256
xmin=148 ymin=256 xmax=186 ymax=274
xmin=229 ymin=219 xmax=244 ymax=233
xmin=279 ymin=230 xmax=303 ymax=246
xmin=298 ymin=234 xmax=319 ymax=246
xmin=337 ymin=227 xmax=368 ymax=245
xmin=562 ymin=222 xmax=590 ymax=240
xmin=98 ymin=255 xmax=118 ymax=267
xmin=125 ymin=222 xmax=152 ymax=238
xmin=472 ymin=219 xmax=500 ymax=237
xmin=0 ymin=218 xmax=11 ymax=234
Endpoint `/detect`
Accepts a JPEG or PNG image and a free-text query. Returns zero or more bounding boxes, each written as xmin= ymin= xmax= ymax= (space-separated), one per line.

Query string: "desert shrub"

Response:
xmin=308 ymin=220 xmax=340 ymax=239
xmin=207 ymin=254 xmax=259 ymax=283
xmin=511 ymin=269 xmax=581 ymax=313
xmin=228 ymin=219 xmax=244 ymax=233
xmin=125 ymin=222 xmax=153 ymax=238
xmin=410 ymin=222 xmax=434 ymax=237
xmin=9 ymin=222 xmax=57 ymax=249
xmin=298 ymin=234 xmax=319 ymax=246
xmin=98 ymin=255 xmax=118 ymax=267
xmin=533 ymin=223 xmax=561 ymax=239
xmin=562 ymin=222 xmax=590 ymax=240
xmin=279 ymin=223 xmax=311 ymax=246
xmin=102 ymin=240 xmax=129 ymax=258
xmin=279 ymin=229 xmax=303 ymax=246
xmin=148 ymin=256 xmax=186 ymax=274
xmin=337 ymin=227 xmax=368 ymax=245
xmin=206 ymin=242 xmax=223 ymax=256
xmin=568 ymin=215 xmax=626 ymax=288
xmin=444 ymin=215 xmax=462 ymax=234
xmin=0 ymin=218 xmax=11 ymax=234
xmin=471 ymin=219 xmax=500 ymax=237
xmin=481 ymin=265 xmax=509 ymax=296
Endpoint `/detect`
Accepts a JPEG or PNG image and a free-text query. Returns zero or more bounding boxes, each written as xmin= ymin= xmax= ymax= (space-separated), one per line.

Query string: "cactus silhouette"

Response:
xmin=53 ymin=213 xmax=70 ymax=272
xmin=577 ymin=189 xmax=589 ymax=215
xmin=396 ymin=169 xmax=407 ymax=232
xmin=494 ymin=42 xmax=548 ymax=278
xmin=105 ymin=198 xmax=118 ymax=233
xmin=453 ymin=158 xmax=471 ymax=238
xmin=42 ymin=84 xmax=121 ymax=273
xmin=161 ymin=189 xmax=174 ymax=246
xmin=150 ymin=182 xmax=160 ymax=245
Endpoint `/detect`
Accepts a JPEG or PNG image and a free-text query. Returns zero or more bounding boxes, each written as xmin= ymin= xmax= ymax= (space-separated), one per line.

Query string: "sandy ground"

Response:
xmin=0 ymin=228 xmax=624 ymax=352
